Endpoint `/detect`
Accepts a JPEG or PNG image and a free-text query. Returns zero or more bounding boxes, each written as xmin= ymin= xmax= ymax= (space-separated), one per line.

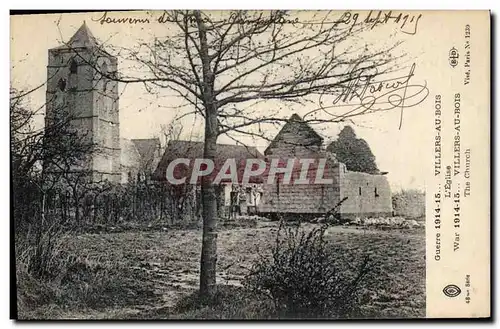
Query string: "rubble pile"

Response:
xmin=349 ymin=216 xmax=420 ymax=228
xmin=309 ymin=215 xmax=422 ymax=228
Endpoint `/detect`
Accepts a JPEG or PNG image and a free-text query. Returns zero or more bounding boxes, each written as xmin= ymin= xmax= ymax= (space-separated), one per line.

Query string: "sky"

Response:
xmin=10 ymin=10 xmax=438 ymax=192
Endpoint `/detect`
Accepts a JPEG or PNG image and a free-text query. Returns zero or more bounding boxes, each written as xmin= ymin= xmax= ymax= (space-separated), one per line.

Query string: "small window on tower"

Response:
xmin=101 ymin=62 xmax=109 ymax=91
xmin=53 ymin=52 xmax=62 ymax=64
xmin=57 ymin=78 xmax=67 ymax=91
xmin=104 ymin=80 xmax=112 ymax=92
xmin=101 ymin=62 xmax=108 ymax=75
xmin=374 ymin=187 xmax=379 ymax=197
xmin=69 ymin=59 xmax=78 ymax=74
xmin=359 ymin=187 xmax=362 ymax=196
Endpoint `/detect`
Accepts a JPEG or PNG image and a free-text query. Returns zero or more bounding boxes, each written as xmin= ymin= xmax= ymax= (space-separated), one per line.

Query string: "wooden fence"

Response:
xmin=14 ymin=181 xmax=201 ymax=228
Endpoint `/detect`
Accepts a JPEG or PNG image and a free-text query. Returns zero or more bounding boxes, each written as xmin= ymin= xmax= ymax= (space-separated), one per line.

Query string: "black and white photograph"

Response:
xmin=10 ymin=10 xmax=490 ymax=320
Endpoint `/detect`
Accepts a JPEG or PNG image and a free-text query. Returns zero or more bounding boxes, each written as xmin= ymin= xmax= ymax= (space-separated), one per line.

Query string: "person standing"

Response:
xmin=229 ymin=184 xmax=240 ymax=219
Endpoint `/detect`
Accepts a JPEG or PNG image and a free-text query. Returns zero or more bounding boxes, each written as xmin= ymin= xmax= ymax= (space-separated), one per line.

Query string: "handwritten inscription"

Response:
xmin=365 ymin=11 xmax=422 ymax=35
xmin=329 ymin=10 xmax=422 ymax=35
xmin=93 ymin=11 xmax=300 ymax=26
xmin=93 ymin=12 xmax=151 ymax=25
xmin=331 ymin=63 xmax=429 ymax=128
xmin=158 ymin=11 xmax=300 ymax=25
xmin=93 ymin=10 xmax=423 ymax=35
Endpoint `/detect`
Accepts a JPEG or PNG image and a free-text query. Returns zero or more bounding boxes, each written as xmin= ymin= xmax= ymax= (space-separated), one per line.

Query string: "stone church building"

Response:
xmin=45 ymin=22 xmax=161 ymax=184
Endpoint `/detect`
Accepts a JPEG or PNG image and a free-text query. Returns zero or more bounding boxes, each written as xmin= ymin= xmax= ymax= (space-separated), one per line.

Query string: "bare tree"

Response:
xmin=159 ymin=120 xmax=190 ymax=223
xmin=67 ymin=10 xmax=422 ymax=298
xmin=11 ymin=75 xmax=107 ymax=231
xmin=159 ymin=119 xmax=184 ymax=149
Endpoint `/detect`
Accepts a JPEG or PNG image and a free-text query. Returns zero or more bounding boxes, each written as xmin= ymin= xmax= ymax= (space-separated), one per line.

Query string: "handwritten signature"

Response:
xmin=332 ymin=63 xmax=429 ymax=129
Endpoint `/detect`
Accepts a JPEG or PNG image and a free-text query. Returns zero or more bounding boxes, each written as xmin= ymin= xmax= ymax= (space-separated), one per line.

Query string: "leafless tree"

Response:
xmin=65 ymin=10 xmax=421 ymax=298
xmin=11 ymin=80 xmax=101 ymax=230
xmin=159 ymin=119 xmax=184 ymax=149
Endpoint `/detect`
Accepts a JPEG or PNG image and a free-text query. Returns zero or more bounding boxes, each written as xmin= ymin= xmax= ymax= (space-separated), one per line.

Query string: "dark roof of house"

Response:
xmin=120 ymin=138 xmax=142 ymax=169
xmin=264 ymin=113 xmax=323 ymax=155
xmin=153 ymin=140 xmax=264 ymax=183
xmin=131 ymin=138 xmax=161 ymax=166
xmin=120 ymin=138 xmax=161 ymax=175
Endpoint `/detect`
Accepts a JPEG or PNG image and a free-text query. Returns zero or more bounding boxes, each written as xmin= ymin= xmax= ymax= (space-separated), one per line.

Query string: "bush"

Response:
xmin=244 ymin=222 xmax=374 ymax=319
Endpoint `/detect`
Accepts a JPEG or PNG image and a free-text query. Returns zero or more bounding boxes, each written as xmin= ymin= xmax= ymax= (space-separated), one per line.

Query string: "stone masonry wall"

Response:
xmin=259 ymin=141 xmax=341 ymax=214
xmin=338 ymin=163 xmax=393 ymax=219
xmin=47 ymin=46 xmax=121 ymax=183
xmin=393 ymin=191 xmax=425 ymax=218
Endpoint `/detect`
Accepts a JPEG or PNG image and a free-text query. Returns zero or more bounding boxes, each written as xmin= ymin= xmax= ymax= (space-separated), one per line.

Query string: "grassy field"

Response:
xmin=16 ymin=222 xmax=425 ymax=319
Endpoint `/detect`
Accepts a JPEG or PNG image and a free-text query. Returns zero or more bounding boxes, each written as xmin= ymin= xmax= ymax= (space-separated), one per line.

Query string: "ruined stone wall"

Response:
xmin=338 ymin=163 xmax=393 ymax=219
xmin=392 ymin=190 xmax=425 ymax=218
xmin=259 ymin=142 xmax=341 ymax=214
xmin=259 ymin=179 xmax=341 ymax=214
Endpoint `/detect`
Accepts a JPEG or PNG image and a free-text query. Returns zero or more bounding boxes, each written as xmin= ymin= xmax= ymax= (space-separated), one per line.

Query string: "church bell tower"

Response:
xmin=45 ymin=22 xmax=121 ymax=183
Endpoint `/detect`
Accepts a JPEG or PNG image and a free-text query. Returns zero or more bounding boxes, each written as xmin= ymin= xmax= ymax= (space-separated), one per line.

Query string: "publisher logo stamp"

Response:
xmin=449 ymin=47 xmax=459 ymax=68
xmin=443 ymin=284 xmax=462 ymax=298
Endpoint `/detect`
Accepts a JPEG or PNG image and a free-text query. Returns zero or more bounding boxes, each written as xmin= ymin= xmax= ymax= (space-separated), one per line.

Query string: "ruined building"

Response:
xmin=258 ymin=114 xmax=392 ymax=220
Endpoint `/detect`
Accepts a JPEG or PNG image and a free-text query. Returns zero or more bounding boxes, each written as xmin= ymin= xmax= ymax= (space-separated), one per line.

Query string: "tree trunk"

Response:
xmin=196 ymin=10 xmax=219 ymax=298
xmin=200 ymin=123 xmax=218 ymax=297
xmin=40 ymin=191 xmax=46 ymax=228
xmin=73 ymin=186 xmax=80 ymax=223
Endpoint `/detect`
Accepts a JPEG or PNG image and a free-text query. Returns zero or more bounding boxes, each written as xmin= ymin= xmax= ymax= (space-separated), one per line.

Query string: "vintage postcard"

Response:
xmin=10 ymin=10 xmax=490 ymax=319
